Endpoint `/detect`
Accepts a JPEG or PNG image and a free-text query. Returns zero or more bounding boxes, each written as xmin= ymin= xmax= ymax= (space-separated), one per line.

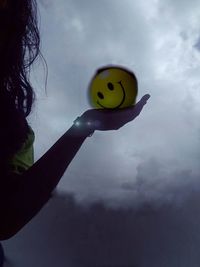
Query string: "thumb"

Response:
xmin=140 ymin=94 xmax=151 ymax=103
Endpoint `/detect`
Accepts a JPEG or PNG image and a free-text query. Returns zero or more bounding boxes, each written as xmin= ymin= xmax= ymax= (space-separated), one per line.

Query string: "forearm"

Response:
xmin=1 ymin=123 xmax=94 ymax=240
xmin=25 ymin=123 xmax=92 ymax=193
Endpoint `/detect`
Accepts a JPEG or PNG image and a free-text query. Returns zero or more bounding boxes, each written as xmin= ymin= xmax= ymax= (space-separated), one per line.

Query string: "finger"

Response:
xmin=140 ymin=94 xmax=151 ymax=102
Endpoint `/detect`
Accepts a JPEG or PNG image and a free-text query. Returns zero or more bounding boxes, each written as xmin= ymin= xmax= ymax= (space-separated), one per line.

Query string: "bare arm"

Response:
xmin=0 ymin=94 xmax=150 ymax=240
xmin=0 ymin=123 xmax=93 ymax=240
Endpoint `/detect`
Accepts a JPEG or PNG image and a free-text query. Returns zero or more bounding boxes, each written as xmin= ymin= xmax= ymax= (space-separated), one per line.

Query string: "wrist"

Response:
xmin=72 ymin=117 xmax=96 ymax=137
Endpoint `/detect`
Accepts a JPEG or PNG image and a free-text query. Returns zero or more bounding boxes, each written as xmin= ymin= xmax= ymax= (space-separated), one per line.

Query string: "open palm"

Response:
xmin=80 ymin=94 xmax=151 ymax=131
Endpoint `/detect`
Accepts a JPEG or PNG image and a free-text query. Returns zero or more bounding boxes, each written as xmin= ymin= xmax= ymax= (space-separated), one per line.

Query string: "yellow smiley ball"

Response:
xmin=87 ymin=65 xmax=138 ymax=109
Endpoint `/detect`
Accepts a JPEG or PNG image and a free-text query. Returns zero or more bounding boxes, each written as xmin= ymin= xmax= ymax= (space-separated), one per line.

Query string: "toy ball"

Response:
xmin=87 ymin=65 xmax=138 ymax=109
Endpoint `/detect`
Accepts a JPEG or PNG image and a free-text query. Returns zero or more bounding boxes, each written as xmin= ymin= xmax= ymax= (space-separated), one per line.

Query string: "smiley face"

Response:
xmin=87 ymin=65 xmax=138 ymax=109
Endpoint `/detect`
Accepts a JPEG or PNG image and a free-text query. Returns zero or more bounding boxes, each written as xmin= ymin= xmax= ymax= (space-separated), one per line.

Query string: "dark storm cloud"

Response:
xmin=120 ymin=157 xmax=199 ymax=209
xmin=3 ymin=191 xmax=200 ymax=267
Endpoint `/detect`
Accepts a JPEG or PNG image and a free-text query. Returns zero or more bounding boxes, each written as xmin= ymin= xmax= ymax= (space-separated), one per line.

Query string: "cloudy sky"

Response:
xmin=3 ymin=0 xmax=200 ymax=266
xmin=27 ymin=0 xmax=200 ymax=208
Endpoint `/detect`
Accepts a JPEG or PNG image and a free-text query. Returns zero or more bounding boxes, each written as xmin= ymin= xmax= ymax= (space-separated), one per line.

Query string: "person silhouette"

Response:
xmin=0 ymin=0 xmax=150 ymax=265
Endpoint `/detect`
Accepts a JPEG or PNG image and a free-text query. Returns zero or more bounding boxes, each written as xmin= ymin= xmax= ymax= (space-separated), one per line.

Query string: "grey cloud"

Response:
xmin=38 ymin=0 xmax=54 ymax=9
xmin=120 ymin=156 xmax=199 ymax=209
xmin=39 ymin=0 xmax=156 ymax=76
xmin=157 ymin=0 xmax=200 ymax=24
xmin=3 ymin=191 xmax=200 ymax=267
xmin=194 ymin=37 xmax=200 ymax=52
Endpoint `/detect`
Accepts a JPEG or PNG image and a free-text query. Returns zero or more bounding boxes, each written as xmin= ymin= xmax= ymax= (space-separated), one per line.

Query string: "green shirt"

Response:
xmin=7 ymin=126 xmax=35 ymax=175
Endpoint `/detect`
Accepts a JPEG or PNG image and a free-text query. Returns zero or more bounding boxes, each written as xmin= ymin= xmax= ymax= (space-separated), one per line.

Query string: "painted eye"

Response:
xmin=97 ymin=92 xmax=104 ymax=99
xmin=107 ymin=82 xmax=114 ymax=90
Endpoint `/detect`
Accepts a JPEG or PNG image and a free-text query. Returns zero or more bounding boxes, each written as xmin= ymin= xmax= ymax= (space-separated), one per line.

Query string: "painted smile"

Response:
xmin=96 ymin=81 xmax=126 ymax=109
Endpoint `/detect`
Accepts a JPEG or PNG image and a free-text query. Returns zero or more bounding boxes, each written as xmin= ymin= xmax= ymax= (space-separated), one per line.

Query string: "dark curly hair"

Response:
xmin=0 ymin=0 xmax=48 ymax=165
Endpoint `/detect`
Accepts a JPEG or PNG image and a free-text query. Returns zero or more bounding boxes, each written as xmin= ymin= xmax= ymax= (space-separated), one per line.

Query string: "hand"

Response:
xmin=80 ymin=94 xmax=151 ymax=132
